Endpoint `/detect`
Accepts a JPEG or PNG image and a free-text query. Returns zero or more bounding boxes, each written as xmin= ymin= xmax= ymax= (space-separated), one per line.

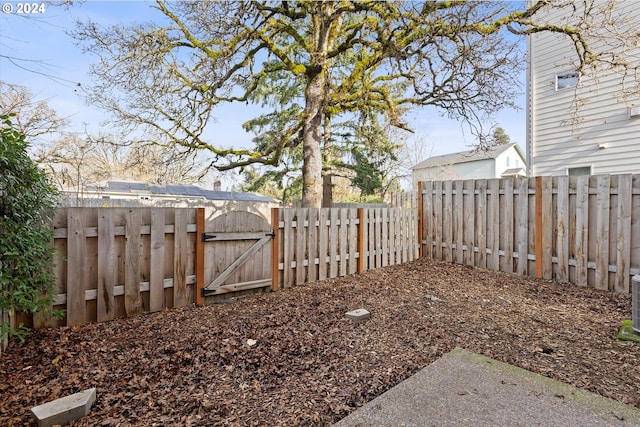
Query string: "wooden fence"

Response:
xmin=2 ymin=198 xmax=417 ymax=356
xmin=418 ymin=174 xmax=640 ymax=293
xmin=2 ymin=175 xmax=639 ymax=357
xmin=271 ymin=192 xmax=418 ymax=289
xmin=34 ymin=207 xmax=199 ymax=329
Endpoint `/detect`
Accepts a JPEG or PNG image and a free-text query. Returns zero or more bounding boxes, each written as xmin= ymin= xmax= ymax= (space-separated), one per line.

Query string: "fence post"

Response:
xmin=535 ymin=176 xmax=543 ymax=279
xmin=417 ymin=182 xmax=424 ymax=258
xmin=195 ymin=208 xmax=205 ymax=305
xmin=357 ymin=208 xmax=366 ymax=273
xmin=271 ymin=208 xmax=281 ymax=291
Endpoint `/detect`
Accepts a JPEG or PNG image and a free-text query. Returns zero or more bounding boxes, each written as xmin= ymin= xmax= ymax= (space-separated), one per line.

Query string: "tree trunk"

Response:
xmin=301 ymin=73 xmax=325 ymax=208
xmin=322 ymin=113 xmax=333 ymax=208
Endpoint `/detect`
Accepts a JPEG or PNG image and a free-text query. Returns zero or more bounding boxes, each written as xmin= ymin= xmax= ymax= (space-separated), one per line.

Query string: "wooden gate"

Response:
xmin=197 ymin=209 xmax=273 ymax=299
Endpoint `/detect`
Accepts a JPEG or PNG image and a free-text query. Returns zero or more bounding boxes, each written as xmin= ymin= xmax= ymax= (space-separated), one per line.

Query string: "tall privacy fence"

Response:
xmin=418 ymin=174 xmax=640 ymax=293
xmin=2 ymin=194 xmax=417 ymax=355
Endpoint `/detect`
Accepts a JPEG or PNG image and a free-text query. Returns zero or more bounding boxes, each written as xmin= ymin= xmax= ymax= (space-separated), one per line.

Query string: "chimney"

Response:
xmin=213 ymin=180 xmax=222 ymax=191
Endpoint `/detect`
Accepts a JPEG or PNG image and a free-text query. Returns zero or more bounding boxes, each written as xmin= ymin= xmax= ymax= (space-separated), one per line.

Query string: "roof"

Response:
xmin=501 ymin=167 xmax=526 ymax=177
xmin=85 ymin=181 xmax=276 ymax=203
xmin=412 ymin=143 xmax=525 ymax=170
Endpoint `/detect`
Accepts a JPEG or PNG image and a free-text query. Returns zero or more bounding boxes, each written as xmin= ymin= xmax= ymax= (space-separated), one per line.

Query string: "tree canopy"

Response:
xmin=75 ymin=0 xmax=633 ymax=207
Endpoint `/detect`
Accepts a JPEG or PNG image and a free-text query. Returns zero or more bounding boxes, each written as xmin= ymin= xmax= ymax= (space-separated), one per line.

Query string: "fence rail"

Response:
xmin=419 ymin=174 xmax=640 ymax=293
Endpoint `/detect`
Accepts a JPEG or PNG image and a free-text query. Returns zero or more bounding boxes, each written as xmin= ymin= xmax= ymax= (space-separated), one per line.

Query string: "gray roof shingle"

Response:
xmin=88 ymin=181 xmax=276 ymax=202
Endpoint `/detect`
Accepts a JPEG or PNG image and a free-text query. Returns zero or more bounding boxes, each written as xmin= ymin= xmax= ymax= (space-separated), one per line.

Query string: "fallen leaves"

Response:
xmin=0 ymin=258 xmax=637 ymax=426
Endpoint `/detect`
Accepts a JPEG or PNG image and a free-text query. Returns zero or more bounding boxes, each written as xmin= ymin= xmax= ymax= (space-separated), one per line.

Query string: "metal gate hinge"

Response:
xmin=201 ymin=233 xmax=216 ymax=242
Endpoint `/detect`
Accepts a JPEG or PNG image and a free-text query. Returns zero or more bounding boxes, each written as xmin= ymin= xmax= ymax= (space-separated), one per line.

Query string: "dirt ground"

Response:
xmin=1 ymin=257 xmax=638 ymax=426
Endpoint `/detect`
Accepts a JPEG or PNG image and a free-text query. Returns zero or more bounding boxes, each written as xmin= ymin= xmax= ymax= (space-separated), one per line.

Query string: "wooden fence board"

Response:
xmin=476 ymin=179 xmax=487 ymax=269
xmin=308 ymin=208 xmax=319 ymax=282
xmin=124 ymin=209 xmax=143 ymax=316
xmin=423 ymin=182 xmax=433 ymax=258
xmin=455 ymin=180 xmax=464 ymax=264
xmin=463 ymin=180 xmax=474 ymax=266
xmin=150 ymin=208 xmax=166 ymax=311
xmin=348 ymin=208 xmax=358 ymax=274
xmin=367 ymin=208 xmax=375 ymax=270
xmin=541 ymin=177 xmax=553 ymax=280
xmin=409 ymin=193 xmax=417 ymax=261
xmin=173 ymin=209 xmax=188 ymax=307
xmin=575 ymin=175 xmax=589 ymax=286
xmin=271 ymin=208 xmax=281 ymax=291
xmin=283 ymin=208 xmax=294 ymax=287
xmin=488 ymin=179 xmax=500 ymax=271
xmin=516 ymin=178 xmax=529 ymax=276
xmin=375 ymin=208 xmax=382 ymax=268
xmin=318 ymin=209 xmax=329 ymax=280
xmin=556 ymin=177 xmax=569 ymax=282
xmin=443 ymin=181 xmax=453 ymax=263
xmin=386 ymin=208 xmax=398 ymax=265
xmin=296 ymin=208 xmax=308 ymax=285
xmin=595 ymin=175 xmax=611 ymax=290
xmin=97 ymin=209 xmax=115 ymax=322
xmin=66 ymin=208 xmax=86 ymax=326
xmin=394 ymin=208 xmax=401 ymax=264
xmin=615 ymin=174 xmax=632 ymax=293
xmin=329 ymin=209 xmax=339 ymax=278
xmin=339 ymin=209 xmax=348 ymax=277
xmin=503 ymin=179 xmax=514 ymax=273
xmin=382 ymin=208 xmax=389 ymax=267
xmin=434 ymin=181 xmax=443 ymax=260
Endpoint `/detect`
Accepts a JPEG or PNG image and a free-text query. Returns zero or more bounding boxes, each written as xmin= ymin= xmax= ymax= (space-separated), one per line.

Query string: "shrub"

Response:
xmin=0 ymin=114 xmax=62 ymax=341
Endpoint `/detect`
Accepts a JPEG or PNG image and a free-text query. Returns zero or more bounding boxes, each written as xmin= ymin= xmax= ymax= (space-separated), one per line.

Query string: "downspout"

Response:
xmin=525 ymin=1 xmax=534 ymax=177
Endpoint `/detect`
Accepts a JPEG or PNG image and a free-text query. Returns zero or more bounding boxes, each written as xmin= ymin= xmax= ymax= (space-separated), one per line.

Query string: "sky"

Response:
xmin=0 ymin=1 xmax=527 ymax=189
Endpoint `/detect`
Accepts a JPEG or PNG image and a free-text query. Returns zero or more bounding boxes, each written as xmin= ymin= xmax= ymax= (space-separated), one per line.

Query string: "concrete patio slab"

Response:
xmin=334 ymin=348 xmax=640 ymax=427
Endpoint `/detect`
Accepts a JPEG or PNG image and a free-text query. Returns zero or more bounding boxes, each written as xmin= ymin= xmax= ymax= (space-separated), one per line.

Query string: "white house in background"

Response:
xmin=527 ymin=0 xmax=640 ymax=176
xmin=411 ymin=143 xmax=526 ymax=185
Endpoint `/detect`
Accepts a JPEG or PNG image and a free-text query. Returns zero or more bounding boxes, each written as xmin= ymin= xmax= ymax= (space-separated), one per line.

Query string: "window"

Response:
xmin=568 ymin=166 xmax=591 ymax=176
xmin=506 ymin=157 xmax=510 ymax=167
xmin=556 ymin=70 xmax=579 ymax=90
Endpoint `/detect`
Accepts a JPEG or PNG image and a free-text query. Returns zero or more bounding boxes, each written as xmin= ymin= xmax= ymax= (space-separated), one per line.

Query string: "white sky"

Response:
xmin=0 ymin=1 xmax=527 ymax=187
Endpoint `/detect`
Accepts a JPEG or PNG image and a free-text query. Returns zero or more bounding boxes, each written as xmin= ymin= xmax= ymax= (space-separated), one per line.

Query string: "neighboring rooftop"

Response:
xmin=83 ymin=180 xmax=276 ymax=203
xmin=412 ymin=143 xmax=524 ymax=170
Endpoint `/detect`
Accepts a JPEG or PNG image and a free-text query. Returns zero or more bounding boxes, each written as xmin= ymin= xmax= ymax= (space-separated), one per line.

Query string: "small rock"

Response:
xmin=345 ymin=309 xmax=370 ymax=322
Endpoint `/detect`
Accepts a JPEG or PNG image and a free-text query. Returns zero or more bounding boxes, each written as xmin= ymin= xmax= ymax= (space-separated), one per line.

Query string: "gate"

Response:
xmin=198 ymin=209 xmax=273 ymax=299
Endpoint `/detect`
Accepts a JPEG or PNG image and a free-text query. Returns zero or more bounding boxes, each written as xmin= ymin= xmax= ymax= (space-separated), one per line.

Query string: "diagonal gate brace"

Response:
xmin=202 ymin=235 xmax=272 ymax=296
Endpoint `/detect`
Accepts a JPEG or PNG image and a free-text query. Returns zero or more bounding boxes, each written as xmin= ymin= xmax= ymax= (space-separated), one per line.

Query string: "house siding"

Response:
xmin=528 ymin=0 xmax=640 ymax=176
xmin=412 ymin=145 xmax=526 ymax=185
xmin=412 ymin=158 xmax=495 ymax=184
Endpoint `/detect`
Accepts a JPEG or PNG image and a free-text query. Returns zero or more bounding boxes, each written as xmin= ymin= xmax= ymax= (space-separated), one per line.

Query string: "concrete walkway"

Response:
xmin=334 ymin=348 xmax=640 ymax=427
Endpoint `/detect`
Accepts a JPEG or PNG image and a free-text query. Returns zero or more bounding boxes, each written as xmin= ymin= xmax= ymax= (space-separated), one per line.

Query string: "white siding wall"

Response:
xmin=494 ymin=146 xmax=526 ymax=176
xmin=528 ymin=0 xmax=640 ymax=176
xmin=412 ymin=158 xmax=495 ymax=185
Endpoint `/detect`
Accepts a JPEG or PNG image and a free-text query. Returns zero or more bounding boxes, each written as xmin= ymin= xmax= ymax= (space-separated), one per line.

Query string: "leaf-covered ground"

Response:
xmin=1 ymin=258 xmax=638 ymax=426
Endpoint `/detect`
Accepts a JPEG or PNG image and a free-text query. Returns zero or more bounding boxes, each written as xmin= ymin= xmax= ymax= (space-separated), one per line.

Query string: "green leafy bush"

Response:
xmin=0 ymin=114 xmax=62 ymax=341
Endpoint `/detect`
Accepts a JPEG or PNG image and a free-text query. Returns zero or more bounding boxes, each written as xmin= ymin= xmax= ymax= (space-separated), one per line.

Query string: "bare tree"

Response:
xmin=0 ymin=82 xmax=69 ymax=139
xmin=35 ymin=131 xmax=209 ymax=201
